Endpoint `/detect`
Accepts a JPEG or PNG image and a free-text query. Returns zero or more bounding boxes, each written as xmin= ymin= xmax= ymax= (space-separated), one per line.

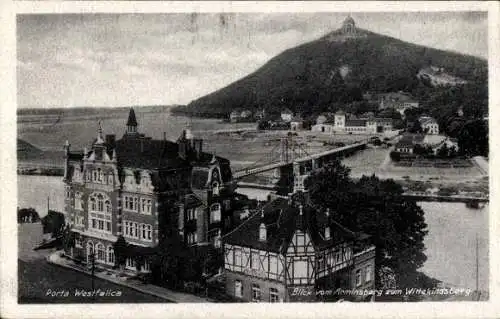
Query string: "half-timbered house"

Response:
xmin=222 ymin=193 xmax=376 ymax=302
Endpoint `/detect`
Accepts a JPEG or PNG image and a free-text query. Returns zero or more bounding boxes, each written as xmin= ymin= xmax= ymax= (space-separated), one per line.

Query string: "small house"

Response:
xmin=281 ymin=108 xmax=293 ymax=123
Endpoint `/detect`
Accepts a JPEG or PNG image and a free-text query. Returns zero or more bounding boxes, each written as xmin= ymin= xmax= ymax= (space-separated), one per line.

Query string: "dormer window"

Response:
xmin=325 ymin=227 xmax=331 ymax=240
xmin=259 ymin=223 xmax=267 ymax=241
xmin=210 ymin=203 xmax=221 ymax=223
xmin=212 ymin=182 xmax=220 ymax=195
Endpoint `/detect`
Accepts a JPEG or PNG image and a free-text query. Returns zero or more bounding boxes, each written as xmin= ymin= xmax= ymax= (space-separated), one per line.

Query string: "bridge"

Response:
xmin=233 ymin=136 xmax=367 ymax=193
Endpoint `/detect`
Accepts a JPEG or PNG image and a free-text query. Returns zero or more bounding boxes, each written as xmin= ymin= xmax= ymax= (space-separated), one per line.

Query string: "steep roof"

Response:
xmin=345 ymin=119 xmax=366 ymax=127
xmin=224 ymin=196 xmax=361 ymax=254
xmin=114 ymin=137 xmax=184 ymax=170
xmin=126 ymin=108 xmax=138 ymax=126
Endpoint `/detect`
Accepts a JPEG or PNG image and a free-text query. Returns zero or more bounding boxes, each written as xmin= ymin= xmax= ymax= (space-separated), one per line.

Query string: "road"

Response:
xmin=18 ymin=223 xmax=169 ymax=304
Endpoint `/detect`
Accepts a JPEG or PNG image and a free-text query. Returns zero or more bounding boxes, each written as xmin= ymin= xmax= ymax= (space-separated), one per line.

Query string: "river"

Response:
xmin=18 ymin=175 xmax=488 ymax=291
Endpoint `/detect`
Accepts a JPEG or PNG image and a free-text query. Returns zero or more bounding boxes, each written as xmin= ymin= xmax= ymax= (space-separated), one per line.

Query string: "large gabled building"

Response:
xmin=63 ymin=108 xmax=235 ymax=272
xmin=222 ymin=192 xmax=376 ymax=302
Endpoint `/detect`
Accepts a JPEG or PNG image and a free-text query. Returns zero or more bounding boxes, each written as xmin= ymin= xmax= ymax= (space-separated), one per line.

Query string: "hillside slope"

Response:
xmin=179 ymin=27 xmax=487 ymax=117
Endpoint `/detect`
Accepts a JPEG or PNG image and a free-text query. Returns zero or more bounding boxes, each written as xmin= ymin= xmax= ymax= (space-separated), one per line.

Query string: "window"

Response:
xmin=96 ymin=244 xmax=105 ymax=262
xmin=90 ymin=197 xmax=96 ymax=211
xmin=234 ymin=280 xmax=243 ymax=298
xmin=356 ymin=269 xmax=362 ymax=287
xmin=365 ymin=265 xmax=372 ymax=282
xmin=75 ymin=215 xmax=84 ymax=227
xmin=75 ymin=192 xmax=82 ymax=210
xmin=146 ymin=200 xmax=152 ymax=214
xmin=269 ymin=288 xmax=279 ymax=303
xmin=134 ymin=223 xmax=139 ymax=238
xmin=187 ymin=208 xmax=196 ymax=221
xmin=105 ymin=200 xmax=111 ymax=213
xmin=251 ymin=284 xmax=261 ymax=302
xmin=124 ymin=221 xmax=129 ymax=236
xmin=141 ymin=224 xmax=146 ymax=239
xmin=259 ymin=223 xmax=266 ymax=241
xmin=106 ymin=221 xmax=111 ymax=232
xmin=142 ymin=262 xmax=150 ymax=272
xmin=108 ymin=174 xmax=113 ymax=184
xmin=97 ymin=194 xmax=104 ymax=212
xmin=251 ymin=251 xmax=260 ymax=270
xmin=126 ymin=258 xmax=135 ymax=270
xmin=212 ymin=182 xmax=219 ymax=195
xmin=141 ymin=199 xmax=146 ymax=213
xmin=187 ymin=232 xmax=197 ymax=245
xmin=75 ymin=236 xmax=83 ymax=248
xmin=269 ymin=255 xmax=277 ymax=275
xmin=317 ymin=255 xmax=325 ymax=271
xmin=146 ymin=225 xmax=152 ymax=240
xmin=210 ymin=204 xmax=221 ymax=223
xmin=125 ymin=196 xmax=134 ymax=211
xmin=107 ymin=246 xmax=114 ymax=264
xmin=336 ymin=250 xmax=342 ymax=264
xmin=133 ymin=197 xmax=139 ymax=211
xmin=234 ymin=249 xmax=242 ymax=267
xmin=98 ymin=168 xmax=103 ymax=182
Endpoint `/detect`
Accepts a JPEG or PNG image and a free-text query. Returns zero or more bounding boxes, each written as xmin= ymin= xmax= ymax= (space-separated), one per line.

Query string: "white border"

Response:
xmin=2 ymin=1 xmax=499 ymax=319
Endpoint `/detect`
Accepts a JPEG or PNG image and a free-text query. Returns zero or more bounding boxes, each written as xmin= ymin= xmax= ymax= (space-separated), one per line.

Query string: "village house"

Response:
xmin=419 ymin=116 xmax=439 ymax=135
xmin=281 ymin=108 xmax=294 ymax=123
xmin=230 ymin=109 xmax=253 ymax=123
xmin=63 ymin=108 xmax=236 ymax=273
xmin=290 ymin=116 xmax=304 ymax=131
xmin=222 ymin=191 xmax=376 ymax=302
xmin=417 ymin=66 xmax=467 ymax=87
xmin=378 ymin=92 xmax=419 ymax=117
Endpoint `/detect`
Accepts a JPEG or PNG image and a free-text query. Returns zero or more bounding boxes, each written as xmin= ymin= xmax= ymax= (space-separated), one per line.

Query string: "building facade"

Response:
xmin=312 ymin=111 xmax=393 ymax=135
xmin=419 ymin=117 xmax=439 ymax=135
xmin=222 ymin=191 xmax=376 ymax=302
xmin=63 ymin=108 xmax=235 ymax=273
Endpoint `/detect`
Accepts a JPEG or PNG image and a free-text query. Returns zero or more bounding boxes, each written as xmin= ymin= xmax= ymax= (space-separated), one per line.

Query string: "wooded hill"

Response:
xmin=177 ymin=27 xmax=487 ymax=118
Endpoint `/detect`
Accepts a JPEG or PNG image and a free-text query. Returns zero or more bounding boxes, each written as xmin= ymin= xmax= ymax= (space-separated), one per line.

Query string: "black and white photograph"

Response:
xmin=3 ymin=1 xmax=498 ymax=317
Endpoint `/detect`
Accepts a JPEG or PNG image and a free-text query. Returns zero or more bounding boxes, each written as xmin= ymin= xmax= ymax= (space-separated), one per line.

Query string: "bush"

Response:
xmin=390 ymin=151 xmax=401 ymax=162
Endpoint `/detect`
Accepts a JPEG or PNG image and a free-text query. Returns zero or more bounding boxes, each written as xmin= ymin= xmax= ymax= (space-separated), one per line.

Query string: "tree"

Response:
xmin=458 ymin=119 xmax=488 ymax=157
xmin=41 ymin=210 xmax=65 ymax=238
xmin=61 ymin=224 xmax=75 ymax=252
xmin=407 ymin=120 xmax=423 ymax=134
xmin=306 ymin=162 xmax=428 ymax=289
xmin=17 ymin=208 xmax=40 ymax=223
xmin=436 ymin=144 xmax=449 ymax=159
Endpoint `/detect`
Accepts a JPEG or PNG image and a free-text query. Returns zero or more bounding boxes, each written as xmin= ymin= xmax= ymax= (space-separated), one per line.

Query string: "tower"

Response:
xmin=125 ymin=108 xmax=138 ymax=135
xmin=342 ymin=15 xmax=356 ymax=36
xmin=334 ymin=111 xmax=346 ymax=129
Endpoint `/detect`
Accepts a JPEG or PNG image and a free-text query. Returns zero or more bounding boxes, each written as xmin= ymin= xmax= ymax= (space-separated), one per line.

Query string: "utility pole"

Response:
xmin=90 ymin=252 xmax=96 ymax=299
xmin=476 ymin=232 xmax=480 ymax=301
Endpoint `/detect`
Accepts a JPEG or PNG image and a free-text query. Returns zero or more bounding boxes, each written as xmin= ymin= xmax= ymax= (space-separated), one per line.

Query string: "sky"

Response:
xmin=17 ymin=12 xmax=488 ymax=108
